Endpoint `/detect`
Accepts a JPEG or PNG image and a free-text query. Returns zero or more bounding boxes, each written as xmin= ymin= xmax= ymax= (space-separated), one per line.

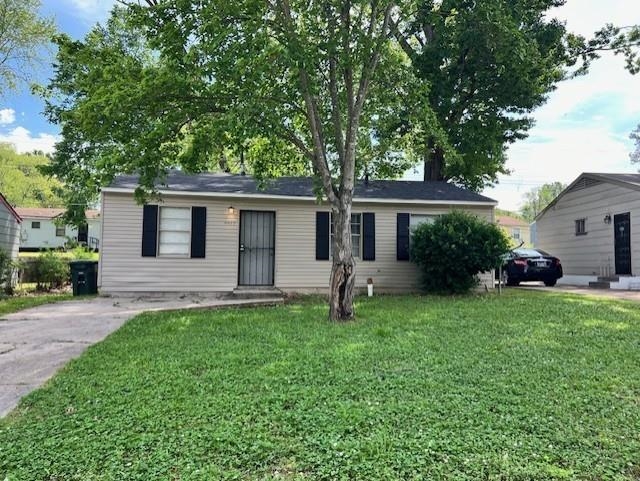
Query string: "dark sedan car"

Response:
xmin=498 ymin=248 xmax=563 ymax=287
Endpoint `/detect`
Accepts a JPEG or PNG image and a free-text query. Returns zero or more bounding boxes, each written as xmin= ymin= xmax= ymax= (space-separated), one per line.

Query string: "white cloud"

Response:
xmin=0 ymin=108 xmax=15 ymax=125
xmin=0 ymin=126 xmax=58 ymax=154
xmin=481 ymin=0 xmax=640 ymax=212
xmin=64 ymin=0 xmax=116 ymax=23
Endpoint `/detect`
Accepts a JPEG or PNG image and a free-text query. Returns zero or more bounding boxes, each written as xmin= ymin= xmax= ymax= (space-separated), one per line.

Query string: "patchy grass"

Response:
xmin=1 ymin=291 xmax=639 ymax=480
xmin=0 ymin=292 xmax=73 ymax=317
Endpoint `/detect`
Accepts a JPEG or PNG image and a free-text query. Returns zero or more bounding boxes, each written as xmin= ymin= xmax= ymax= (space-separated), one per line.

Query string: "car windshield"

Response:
xmin=513 ymin=248 xmax=550 ymax=257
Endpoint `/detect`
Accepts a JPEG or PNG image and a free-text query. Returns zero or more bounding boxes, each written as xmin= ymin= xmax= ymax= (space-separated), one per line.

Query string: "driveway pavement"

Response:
xmin=0 ymin=295 xmax=282 ymax=418
xmin=515 ymin=282 xmax=640 ymax=302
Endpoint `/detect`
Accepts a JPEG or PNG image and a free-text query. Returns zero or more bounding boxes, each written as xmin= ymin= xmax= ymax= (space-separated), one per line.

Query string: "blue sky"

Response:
xmin=1 ymin=0 xmax=639 ymax=212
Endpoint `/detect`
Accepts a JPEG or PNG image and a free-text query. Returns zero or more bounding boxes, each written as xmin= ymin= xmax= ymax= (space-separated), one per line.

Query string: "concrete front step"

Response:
xmin=597 ymin=276 xmax=620 ymax=282
xmin=589 ymin=281 xmax=611 ymax=289
xmin=230 ymin=287 xmax=284 ymax=300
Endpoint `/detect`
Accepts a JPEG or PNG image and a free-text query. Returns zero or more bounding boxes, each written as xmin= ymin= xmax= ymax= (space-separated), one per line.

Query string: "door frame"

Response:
xmin=614 ymin=212 xmax=632 ymax=276
xmin=237 ymin=209 xmax=276 ymax=287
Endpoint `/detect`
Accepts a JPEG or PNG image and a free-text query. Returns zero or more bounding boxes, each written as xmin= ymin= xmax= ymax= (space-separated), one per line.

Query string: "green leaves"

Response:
xmin=390 ymin=0 xmax=580 ymax=190
xmin=0 ymin=144 xmax=64 ymax=208
xmin=0 ymin=0 xmax=55 ymax=94
xmin=520 ymin=182 xmax=567 ymax=222
xmin=410 ymin=211 xmax=510 ymax=293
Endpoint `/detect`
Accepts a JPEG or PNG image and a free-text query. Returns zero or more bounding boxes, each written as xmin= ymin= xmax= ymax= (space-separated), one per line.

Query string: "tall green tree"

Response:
xmin=0 ymin=0 xmax=55 ymax=94
xmin=0 ymin=143 xmax=64 ymax=207
xmin=388 ymin=0 xmax=598 ymax=191
xmin=45 ymin=1 xmax=430 ymax=321
xmin=520 ymin=182 xmax=566 ymax=222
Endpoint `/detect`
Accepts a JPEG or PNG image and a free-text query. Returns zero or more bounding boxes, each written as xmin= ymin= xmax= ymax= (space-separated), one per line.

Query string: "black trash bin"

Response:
xmin=69 ymin=260 xmax=99 ymax=296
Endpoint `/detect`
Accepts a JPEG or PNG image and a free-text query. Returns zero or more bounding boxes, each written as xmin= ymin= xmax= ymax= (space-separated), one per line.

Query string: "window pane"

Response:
xmin=352 ymin=235 xmax=361 ymax=258
xmin=158 ymin=242 xmax=190 ymax=255
xmin=159 ymin=231 xmax=190 ymax=244
xmin=410 ymin=214 xmax=436 ymax=229
xmin=159 ymin=207 xmax=190 ymax=256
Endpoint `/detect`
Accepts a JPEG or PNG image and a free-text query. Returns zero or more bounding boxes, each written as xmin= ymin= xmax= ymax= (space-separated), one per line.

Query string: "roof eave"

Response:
xmin=101 ymin=186 xmax=498 ymax=206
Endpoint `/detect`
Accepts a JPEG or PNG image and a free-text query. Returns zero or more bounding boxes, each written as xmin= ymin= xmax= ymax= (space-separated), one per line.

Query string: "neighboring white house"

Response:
xmin=0 ymin=192 xmax=22 ymax=259
xmin=16 ymin=208 xmax=101 ymax=251
xmin=536 ymin=172 xmax=640 ymax=289
xmin=99 ymin=172 xmax=497 ymax=295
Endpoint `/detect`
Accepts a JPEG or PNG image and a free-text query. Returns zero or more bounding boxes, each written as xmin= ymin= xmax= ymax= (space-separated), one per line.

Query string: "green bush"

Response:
xmin=0 ymin=248 xmax=19 ymax=296
xmin=71 ymin=246 xmax=95 ymax=260
xmin=410 ymin=211 xmax=510 ymax=294
xmin=32 ymin=250 xmax=70 ymax=291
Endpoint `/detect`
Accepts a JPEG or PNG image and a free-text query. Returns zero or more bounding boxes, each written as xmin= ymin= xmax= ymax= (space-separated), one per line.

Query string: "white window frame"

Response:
xmin=31 ymin=221 xmax=40 ymax=229
xmin=55 ymin=225 xmax=65 ymax=237
xmin=575 ymin=218 xmax=587 ymax=236
xmin=158 ymin=206 xmax=191 ymax=257
xmin=330 ymin=212 xmax=362 ymax=259
xmin=511 ymin=227 xmax=521 ymax=240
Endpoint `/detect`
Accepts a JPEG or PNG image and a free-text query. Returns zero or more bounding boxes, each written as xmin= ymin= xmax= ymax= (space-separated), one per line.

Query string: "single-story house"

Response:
xmin=496 ymin=214 xmax=531 ymax=246
xmin=536 ymin=172 xmax=640 ymax=288
xmin=16 ymin=208 xmax=101 ymax=252
xmin=0 ymin=192 xmax=22 ymax=259
xmin=99 ymin=172 xmax=498 ymax=295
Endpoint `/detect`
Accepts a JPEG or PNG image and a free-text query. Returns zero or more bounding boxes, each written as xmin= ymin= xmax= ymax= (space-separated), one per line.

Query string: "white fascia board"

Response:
xmin=101 ymin=187 xmax=498 ymax=206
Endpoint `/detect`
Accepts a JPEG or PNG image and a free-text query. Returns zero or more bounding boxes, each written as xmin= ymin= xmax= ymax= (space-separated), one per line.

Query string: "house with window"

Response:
xmin=99 ymin=172 xmax=497 ymax=294
xmin=0 ymin=192 xmax=22 ymax=260
xmin=16 ymin=208 xmax=101 ymax=251
xmin=536 ymin=173 xmax=640 ymax=288
xmin=496 ymin=214 xmax=531 ymax=246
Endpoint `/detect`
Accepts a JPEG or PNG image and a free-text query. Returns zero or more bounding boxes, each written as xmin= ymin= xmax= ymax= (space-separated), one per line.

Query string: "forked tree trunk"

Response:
xmin=329 ymin=205 xmax=356 ymax=322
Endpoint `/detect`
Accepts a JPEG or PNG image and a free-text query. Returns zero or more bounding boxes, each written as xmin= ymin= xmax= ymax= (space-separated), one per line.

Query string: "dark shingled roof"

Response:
xmin=108 ymin=171 xmax=496 ymax=204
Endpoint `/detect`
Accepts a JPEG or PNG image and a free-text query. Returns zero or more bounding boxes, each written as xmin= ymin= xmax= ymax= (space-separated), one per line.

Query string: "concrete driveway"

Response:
xmin=0 ymin=295 xmax=282 ymax=418
xmin=515 ymin=282 xmax=640 ymax=302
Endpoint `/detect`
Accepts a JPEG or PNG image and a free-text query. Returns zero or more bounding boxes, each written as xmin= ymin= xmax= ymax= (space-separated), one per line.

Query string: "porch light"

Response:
xmin=228 ymin=206 xmax=235 ymax=215
xmin=604 ymin=214 xmax=612 ymax=225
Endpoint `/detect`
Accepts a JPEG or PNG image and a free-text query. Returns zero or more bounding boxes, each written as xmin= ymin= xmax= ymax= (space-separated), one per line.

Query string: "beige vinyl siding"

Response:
xmin=0 ymin=202 xmax=20 ymax=259
xmin=536 ymin=181 xmax=640 ymax=276
xmin=100 ymin=192 xmax=494 ymax=293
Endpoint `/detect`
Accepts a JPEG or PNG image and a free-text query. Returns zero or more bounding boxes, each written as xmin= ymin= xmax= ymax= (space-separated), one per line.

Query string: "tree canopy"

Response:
xmin=387 ymin=0 xmax=598 ymax=190
xmin=45 ymin=1 xmax=428 ymax=320
xmin=0 ymin=0 xmax=55 ymax=94
xmin=520 ymin=182 xmax=566 ymax=222
xmin=0 ymin=143 xmax=64 ymax=207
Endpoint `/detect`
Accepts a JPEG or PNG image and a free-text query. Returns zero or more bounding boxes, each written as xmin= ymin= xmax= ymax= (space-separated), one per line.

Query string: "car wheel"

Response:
xmin=544 ymin=279 xmax=557 ymax=287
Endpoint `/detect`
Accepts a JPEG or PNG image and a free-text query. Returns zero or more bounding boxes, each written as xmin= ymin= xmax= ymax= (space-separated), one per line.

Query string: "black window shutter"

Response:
xmin=316 ymin=211 xmax=330 ymax=260
xmin=362 ymin=213 xmax=375 ymax=261
xmin=191 ymin=206 xmax=207 ymax=258
xmin=397 ymin=213 xmax=410 ymax=261
xmin=141 ymin=205 xmax=158 ymax=257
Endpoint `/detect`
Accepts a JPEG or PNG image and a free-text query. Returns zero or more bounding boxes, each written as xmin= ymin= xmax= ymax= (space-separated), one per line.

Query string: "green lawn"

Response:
xmin=0 ymin=292 xmax=73 ymax=317
xmin=1 ymin=292 xmax=639 ymax=480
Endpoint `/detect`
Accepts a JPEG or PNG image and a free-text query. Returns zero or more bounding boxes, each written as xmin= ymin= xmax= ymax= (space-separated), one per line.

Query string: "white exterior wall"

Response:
xmin=0 ymin=203 xmax=20 ymax=259
xmin=536 ymin=181 xmax=640 ymax=276
xmin=20 ymin=218 xmax=101 ymax=250
xmin=99 ymin=192 xmax=495 ymax=294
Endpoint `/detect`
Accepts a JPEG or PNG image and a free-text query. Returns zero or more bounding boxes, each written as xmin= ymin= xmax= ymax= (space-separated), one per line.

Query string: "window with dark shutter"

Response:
xmin=141 ymin=205 xmax=159 ymax=257
xmin=362 ymin=213 xmax=375 ymax=261
xmin=397 ymin=213 xmax=410 ymax=261
xmin=191 ymin=207 xmax=207 ymax=258
xmin=316 ymin=211 xmax=330 ymax=260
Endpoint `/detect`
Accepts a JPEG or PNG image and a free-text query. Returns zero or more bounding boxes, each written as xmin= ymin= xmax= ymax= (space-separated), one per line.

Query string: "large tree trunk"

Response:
xmin=423 ymin=138 xmax=446 ymax=181
xmin=329 ymin=204 xmax=356 ymax=322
